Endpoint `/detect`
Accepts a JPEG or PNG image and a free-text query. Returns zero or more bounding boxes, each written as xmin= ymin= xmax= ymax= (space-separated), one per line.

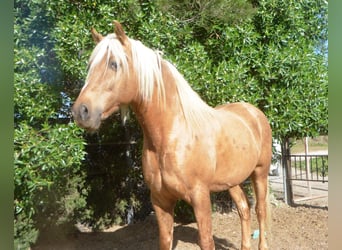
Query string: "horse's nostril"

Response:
xmin=80 ymin=104 xmax=89 ymax=121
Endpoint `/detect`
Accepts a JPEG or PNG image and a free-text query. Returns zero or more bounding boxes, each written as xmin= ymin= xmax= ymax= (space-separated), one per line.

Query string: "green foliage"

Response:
xmin=14 ymin=122 xmax=87 ymax=247
xmin=14 ymin=0 xmax=87 ymax=248
xmin=152 ymin=0 xmax=328 ymax=142
xmin=80 ymin=116 xmax=151 ymax=228
xmin=249 ymin=0 xmax=328 ymax=140
xmin=174 ymin=200 xmax=195 ymax=223
xmin=14 ymin=70 xmax=87 ymax=248
xmin=14 ymin=49 xmax=60 ymax=128
xmin=51 ymin=0 xmax=146 ymax=92
xmin=156 ymin=0 xmax=256 ymax=30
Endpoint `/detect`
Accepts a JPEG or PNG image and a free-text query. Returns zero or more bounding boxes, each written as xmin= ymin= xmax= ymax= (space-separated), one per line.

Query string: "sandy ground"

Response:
xmin=33 ymin=150 xmax=328 ymax=250
xmin=33 ymin=188 xmax=328 ymax=250
xmin=33 ymin=204 xmax=328 ymax=250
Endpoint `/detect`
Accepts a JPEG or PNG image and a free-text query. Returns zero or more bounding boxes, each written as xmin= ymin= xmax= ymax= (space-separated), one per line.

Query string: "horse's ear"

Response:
xmin=113 ymin=20 xmax=128 ymax=45
xmin=91 ymin=27 xmax=103 ymax=44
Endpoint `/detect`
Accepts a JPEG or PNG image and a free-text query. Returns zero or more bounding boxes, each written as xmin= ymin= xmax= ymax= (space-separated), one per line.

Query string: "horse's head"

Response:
xmin=72 ymin=21 xmax=138 ymax=131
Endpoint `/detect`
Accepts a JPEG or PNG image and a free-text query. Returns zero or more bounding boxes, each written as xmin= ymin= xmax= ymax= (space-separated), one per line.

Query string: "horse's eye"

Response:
xmin=110 ymin=61 xmax=118 ymax=71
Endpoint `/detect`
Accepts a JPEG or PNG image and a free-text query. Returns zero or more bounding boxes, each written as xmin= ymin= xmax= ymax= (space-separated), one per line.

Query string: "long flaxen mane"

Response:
xmin=87 ymin=32 xmax=216 ymax=129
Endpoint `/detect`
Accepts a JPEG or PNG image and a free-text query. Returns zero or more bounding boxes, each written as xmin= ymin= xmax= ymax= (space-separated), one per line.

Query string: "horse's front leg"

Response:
xmin=191 ymin=188 xmax=215 ymax=250
xmin=151 ymin=193 xmax=177 ymax=250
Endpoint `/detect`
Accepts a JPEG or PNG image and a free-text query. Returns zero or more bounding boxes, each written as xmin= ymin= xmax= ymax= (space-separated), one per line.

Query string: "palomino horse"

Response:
xmin=72 ymin=21 xmax=272 ymax=250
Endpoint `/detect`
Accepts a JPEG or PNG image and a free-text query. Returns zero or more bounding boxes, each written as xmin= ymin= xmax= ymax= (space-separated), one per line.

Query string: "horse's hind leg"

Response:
xmin=251 ymin=167 xmax=270 ymax=250
xmin=228 ymin=185 xmax=251 ymax=250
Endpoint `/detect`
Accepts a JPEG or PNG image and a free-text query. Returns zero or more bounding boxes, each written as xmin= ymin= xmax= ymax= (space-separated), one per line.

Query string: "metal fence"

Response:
xmin=282 ymin=154 xmax=328 ymax=205
xmin=287 ymin=154 xmax=328 ymax=183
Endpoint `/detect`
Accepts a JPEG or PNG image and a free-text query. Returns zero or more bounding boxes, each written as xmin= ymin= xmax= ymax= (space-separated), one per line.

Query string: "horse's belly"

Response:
xmin=211 ymin=136 xmax=259 ymax=191
xmin=210 ymin=164 xmax=255 ymax=192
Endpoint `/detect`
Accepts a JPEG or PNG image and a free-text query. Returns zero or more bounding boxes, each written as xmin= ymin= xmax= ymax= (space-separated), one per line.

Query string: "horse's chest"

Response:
xmin=142 ymin=150 xmax=189 ymax=199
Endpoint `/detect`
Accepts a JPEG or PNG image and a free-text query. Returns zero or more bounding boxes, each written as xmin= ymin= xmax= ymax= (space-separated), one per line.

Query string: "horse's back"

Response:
xmin=215 ymin=102 xmax=272 ymax=167
xmin=216 ymin=102 xmax=271 ymax=139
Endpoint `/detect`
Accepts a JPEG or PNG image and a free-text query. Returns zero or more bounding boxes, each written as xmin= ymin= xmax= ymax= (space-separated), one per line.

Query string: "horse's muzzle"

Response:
xmin=71 ymin=103 xmax=101 ymax=131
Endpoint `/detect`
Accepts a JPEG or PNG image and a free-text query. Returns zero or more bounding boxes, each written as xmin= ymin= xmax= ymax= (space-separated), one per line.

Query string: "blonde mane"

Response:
xmin=87 ymin=33 xmax=216 ymax=128
xmin=163 ymin=61 xmax=216 ymax=129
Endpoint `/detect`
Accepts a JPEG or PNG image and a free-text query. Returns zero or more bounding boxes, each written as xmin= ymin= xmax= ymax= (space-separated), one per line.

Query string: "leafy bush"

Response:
xmin=79 ymin=115 xmax=152 ymax=228
xmin=14 ymin=2 xmax=87 ymax=247
xmin=14 ymin=122 xmax=87 ymax=249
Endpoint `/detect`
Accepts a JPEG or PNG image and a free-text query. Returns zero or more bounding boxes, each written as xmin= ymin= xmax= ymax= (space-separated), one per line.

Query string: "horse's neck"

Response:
xmin=131 ymin=63 xmax=184 ymax=149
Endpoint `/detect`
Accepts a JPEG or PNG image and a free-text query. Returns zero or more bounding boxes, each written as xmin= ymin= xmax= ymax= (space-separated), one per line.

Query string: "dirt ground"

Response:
xmin=33 ymin=150 xmax=328 ymax=250
xmin=33 ymin=197 xmax=328 ymax=250
xmin=33 ymin=147 xmax=328 ymax=249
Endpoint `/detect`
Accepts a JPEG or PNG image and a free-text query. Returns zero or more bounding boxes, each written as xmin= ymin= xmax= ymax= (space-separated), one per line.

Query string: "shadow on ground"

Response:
xmin=33 ymin=214 xmax=238 ymax=250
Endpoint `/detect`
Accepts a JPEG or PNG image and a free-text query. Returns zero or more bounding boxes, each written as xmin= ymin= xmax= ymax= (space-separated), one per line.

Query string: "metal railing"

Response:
xmin=286 ymin=154 xmax=328 ymax=183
